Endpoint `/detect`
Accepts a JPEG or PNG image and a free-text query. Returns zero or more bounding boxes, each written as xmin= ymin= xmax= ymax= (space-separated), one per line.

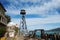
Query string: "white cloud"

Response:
xmin=11 ymin=15 xmax=60 ymax=30
xmin=26 ymin=15 xmax=60 ymax=26
xmin=6 ymin=9 xmax=20 ymax=15
xmin=11 ymin=18 xmax=20 ymax=25
xmin=5 ymin=0 xmax=60 ymax=16
xmin=25 ymin=0 xmax=60 ymax=14
xmin=18 ymin=0 xmax=41 ymax=3
xmin=4 ymin=0 xmax=60 ymax=30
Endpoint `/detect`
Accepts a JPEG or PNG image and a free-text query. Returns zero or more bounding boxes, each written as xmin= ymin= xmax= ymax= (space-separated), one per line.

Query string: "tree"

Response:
xmin=5 ymin=15 xmax=11 ymax=23
xmin=15 ymin=27 xmax=18 ymax=33
xmin=0 ymin=27 xmax=6 ymax=37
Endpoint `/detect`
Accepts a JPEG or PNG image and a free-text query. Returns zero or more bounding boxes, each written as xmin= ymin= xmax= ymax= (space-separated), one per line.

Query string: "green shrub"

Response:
xmin=15 ymin=27 xmax=18 ymax=33
xmin=0 ymin=27 xmax=6 ymax=37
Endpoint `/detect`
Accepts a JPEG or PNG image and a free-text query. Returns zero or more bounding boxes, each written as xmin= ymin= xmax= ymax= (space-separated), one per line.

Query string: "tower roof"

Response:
xmin=20 ymin=9 xmax=26 ymax=15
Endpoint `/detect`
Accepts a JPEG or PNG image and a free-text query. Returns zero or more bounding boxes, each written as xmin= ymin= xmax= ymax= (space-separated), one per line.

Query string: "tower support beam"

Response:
xmin=20 ymin=10 xmax=28 ymax=36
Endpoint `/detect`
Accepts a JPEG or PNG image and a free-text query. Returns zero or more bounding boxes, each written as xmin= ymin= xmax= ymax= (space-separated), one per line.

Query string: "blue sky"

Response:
xmin=0 ymin=0 xmax=60 ymax=31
